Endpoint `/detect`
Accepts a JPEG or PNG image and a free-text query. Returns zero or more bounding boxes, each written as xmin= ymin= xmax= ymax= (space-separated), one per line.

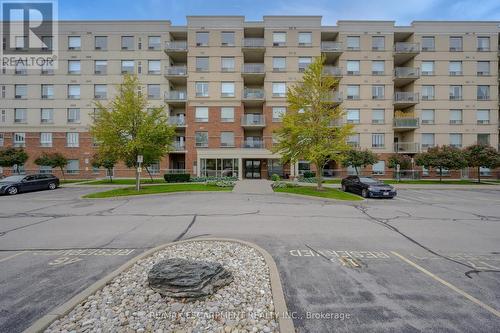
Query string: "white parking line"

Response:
xmin=0 ymin=252 xmax=25 ymax=263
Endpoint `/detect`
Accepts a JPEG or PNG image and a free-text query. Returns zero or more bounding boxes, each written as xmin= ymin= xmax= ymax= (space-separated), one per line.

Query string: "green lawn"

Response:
xmin=382 ymin=179 xmax=495 ymax=185
xmin=60 ymin=179 xmax=89 ymax=184
xmin=274 ymin=186 xmax=363 ymax=201
xmin=82 ymin=178 xmax=165 ymax=185
xmin=322 ymin=179 xmax=342 ymax=184
xmin=83 ymin=183 xmax=232 ymax=198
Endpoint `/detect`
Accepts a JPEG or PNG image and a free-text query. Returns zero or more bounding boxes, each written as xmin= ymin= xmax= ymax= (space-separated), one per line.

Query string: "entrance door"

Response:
xmin=245 ymin=160 xmax=261 ymax=179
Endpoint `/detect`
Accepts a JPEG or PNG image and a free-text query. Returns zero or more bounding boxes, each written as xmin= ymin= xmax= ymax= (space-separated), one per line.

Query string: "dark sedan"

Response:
xmin=0 ymin=174 xmax=59 ymax=195
xmin=341 ymin=176 xmax=396 ymax=198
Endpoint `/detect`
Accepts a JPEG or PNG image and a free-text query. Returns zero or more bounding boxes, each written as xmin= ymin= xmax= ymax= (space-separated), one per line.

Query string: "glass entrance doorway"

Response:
xmin=245 ymin=160 xmax=261 ymax=179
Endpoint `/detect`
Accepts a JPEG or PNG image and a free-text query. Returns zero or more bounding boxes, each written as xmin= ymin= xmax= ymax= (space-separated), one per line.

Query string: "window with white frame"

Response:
xmin=41 ymin=84 xmax=54 ymax=99
xmin=66 ymin=132 xmax=79 ymax=147
xmin=40 ymin=108 xmax=53 ymax=123
xmin=95 ymin=60 xmax=107 ymax=74
xmin=0 ymin=133 xmax=3 ymax=146
xmin=371 ymin=133 xmax=385 ymax=148
xmin=221 ymin=57 xmax=235 ymax=72
xmin=196 ymin=32 xmax=209 ymax=46
xmin=272 ymin=107 xmax=286 ymax=122
xmin=449 ymin=109 xmax=462 ymax=124
xmin=221 ymin=82 xmax=235 ymax=97
xmin=220 ymin=107 xmax=234 ymax=122
xmin=448 ymin=61 xmax=462 ymax=75
xmin=196 ymin=57 xmax=209 ymax=71
xmin=421 ymin=61 xmax=434 ymax=75
xmin=421 ymin=109 xmax=435 ymax=124
xmin=421 ymin=85 xmax=435 ymax=100
xmin=346 ymin=85 xmax=360 ymax=99
xmin=195 ymin=131 xmax=208 ymax=147
xmin=220 ymin=132 xmax=235 ymax=147
xmin=346 ymin=36 xmax=360 ymax=50
xmin=13 ymin=132 xmax=25 ymax=147
xmin=347 ymin=134 xmax=360 ymax=147
xmin=421 ymin=36 xmax=435 ymax=51
xmin=40 ymin=132 xmax=52 ymax=147
xmin=372 ymin=109 xmax=385 ymax=124
xmin=195 ymin=82 xmax=209 ymax=97
xmin=68 ymin=85 xmax=80 ymax=99
xmin=68 ymin=60 xmax=80 ymax=74
xmin=121 ymin=60 xmax=134 ymax=74
xmin=15 ymin=62 xmax=27 ymax=74
xmin=372 ymin=61 xmax=384 ymax=75
xmin=94 ymin=85 xmax=107 ymax=99
xmin=372 ymin=160 xmax=385 ymax=175
xmin=272 ymin=32 xmax=286 ymax=46
xmin=421 ymin=133 xmax=435 ymax=148
xmin=14 ymin=108 xmax=27 ymax=123
xmin=346 ymin=60 xmax=360 ymax=75
xmin=346 ymin=109 xmax=360 ymax=124
xmin=148 ymin=60 xmax=161 ymax=74
xmin=372 ymin=36 xmax=385 ymax=50
xmin=67 ymin=108 xmax=80 ymax=123
xmin=147 ymin=84 xmax=160 ymax=99
xmin=298 ymin=57 xmax=312 ymax=72
xmin=449 ymin=36 xmax=462 ymax=51
xmin=272 ymin=82 xmax=286 ymax=97
xmin=477 ymin=61 xmax=490 ymax=76
xmin=121 ymin=36 xmax=134 ymax=50
xmin=449 ymin=133 xmax=462 ymax=148
xmin=148 ymin=36 xmax=161 ymax=50
xmin=372 ymin=85 xmax=384 ymax=99
xmin=195 ymin=107 xmax=209 ymax=122
xmin=68 ymin=36 xmax=81 ymax=50
xmin=477 ymin=109 xmax=490 ymax=124
xmin=15 ymin=85 xmax=27 ymax=99
xmin=148 ymin=161 xmax=160 ymax=174
xmin=298 ymin=32 xmax=312 ymax=46
xmin=477 ymin=36 xmax=490 ymax=51
xmin=480 ymin=166 xmax=491 ymax=176
xmin=477 ymin=133 xmax=490 ymax=145
xmin=221 ymin=31 xmax=235 ymax=46
xmin=95 ymin=36 xmax=107 ymax=50
xmin=477 ymin=85 xmax=490 ymax=100
xmin=272 ymin=57 xmax=286 ymax=71
xmin=66 ymin=159 xmax=80 ymax=174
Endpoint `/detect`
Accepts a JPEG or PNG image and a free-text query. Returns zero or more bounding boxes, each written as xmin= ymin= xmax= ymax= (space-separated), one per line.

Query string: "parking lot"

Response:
xmin=1 ymin=186 xmax=499 ymax=332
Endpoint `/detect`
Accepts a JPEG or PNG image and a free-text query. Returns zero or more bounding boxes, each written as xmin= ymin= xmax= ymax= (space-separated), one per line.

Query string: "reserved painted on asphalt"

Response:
xmin=289 ymin=249 xmax=391 ymax=259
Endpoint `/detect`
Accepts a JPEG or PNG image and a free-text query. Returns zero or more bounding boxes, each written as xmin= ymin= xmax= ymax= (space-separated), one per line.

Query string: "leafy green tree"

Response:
xmin=387 ymin=154 xmax=412 ymax=170
xmin=415 ymin=145 xmax=467 ymax=181
xmin=342 ymin=149 xmax=378 ymax=175
xmin=91 ymin=75 xmax=175 ymax=190
xmin=0 ymin=148 xmax=28 ymax=174
xmin=34 ymin=152 xmax=68 ymax=179
xmin=91 ymin=152 xmax=118 ymax=182
xmin=463 ymin=144 xmax=500 ymax=183
xmin=272 ymin=56 xmax=353 ymax=190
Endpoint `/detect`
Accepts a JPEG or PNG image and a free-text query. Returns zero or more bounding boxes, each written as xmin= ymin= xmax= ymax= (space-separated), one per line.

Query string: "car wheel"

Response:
xmin=48 ymin=182 xmax=57 ymax=190
xmin=6 ymin=186 xmax=18 ymax=195
xmin=362 ymin=189 xmax=369 ymax=198
xmin=341 ymin=184 xmax=347 ymax=192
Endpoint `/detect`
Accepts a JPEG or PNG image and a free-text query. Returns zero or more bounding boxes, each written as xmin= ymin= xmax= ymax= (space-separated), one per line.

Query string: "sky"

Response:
xmin=57 ymin=0 xmax=500 ymax=25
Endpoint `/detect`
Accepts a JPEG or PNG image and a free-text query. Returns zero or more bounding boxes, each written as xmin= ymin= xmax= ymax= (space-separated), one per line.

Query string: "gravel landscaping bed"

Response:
xmin=45 ymin=241 xmax=279 ymax=333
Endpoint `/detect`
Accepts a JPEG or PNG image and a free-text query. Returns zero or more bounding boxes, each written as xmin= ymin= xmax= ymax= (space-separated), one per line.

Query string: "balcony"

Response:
xmin=164 ymin=41 xmax=187 ymax=61
xmin=322 ymin=66 xmax=343 ymax=77
xmin=323 ymin=91 xmax=343 ymax=105
xmin=242 ymin=88 xmax=265 ymax=105
xmin=243 ymin=139 xmax=264 ymax=149
xmin=171 ymin=142 xmax=186 ymax=152
xmin=241 ymin=114 xmax=265 ymax=128
xmin=168 ymin=116 xmax=186 ymax=127
xmin=242 ymin=63 xmax=265 ymax=84
xmin=393 ymin=118 xmax=420 ymax=131
xmin=394 ymin=67 xmax=420 ymax=87
xmin=321 ymin=41 xmax=342 ymax=53
xmin=164 ymin=90 xmax=187 ymax=105
xmin=164 ymin=66 xmax=187 ymax=83
xmin=393 ymin=42 xmax=420 ymax=65
xmin=394 ymin=142 xmax=420 ymax=154
xmin=242 ymin=38 xmax=265 ymax=57
xmin=394 ymin=92 xmax=419 ymax=108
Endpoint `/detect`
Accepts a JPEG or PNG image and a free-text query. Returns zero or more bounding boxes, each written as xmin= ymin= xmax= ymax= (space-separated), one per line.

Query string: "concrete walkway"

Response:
xmin=232 ymin=179 xmax=274 ymax=194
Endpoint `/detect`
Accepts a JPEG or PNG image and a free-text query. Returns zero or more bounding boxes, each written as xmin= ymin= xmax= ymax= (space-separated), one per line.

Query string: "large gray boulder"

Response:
xmin=147 ymin=258 xmax=233 ymax=299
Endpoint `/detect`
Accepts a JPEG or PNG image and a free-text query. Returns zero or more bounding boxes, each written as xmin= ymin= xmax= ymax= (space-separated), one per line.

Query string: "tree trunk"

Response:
xmin=439 ymin=167 xmax=442 ymax=182
xmin=59 ymin=167 xmax=66 ymax=180
xmin=316 ymin=166 xmax=323 ymax=191
xmin=477 ymin=166 xmax=481 ymax=183
xmin=145 ymin=166 xmax=154 ymax=181
xmin=355 ymin=166 xmax=359 ymax=175
xmin=108 ymin=168 xmax=113 ymax=183
xmin=135 ymin=167 xmax=140 ymax=191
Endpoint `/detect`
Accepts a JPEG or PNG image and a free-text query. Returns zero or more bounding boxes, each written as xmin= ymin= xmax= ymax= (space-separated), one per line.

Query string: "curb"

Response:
xmin=80 ymin=189 xmax=233 ymax=200
xmin=24 ymin=238 xmax=294 ymax=333
xmin=274 ymin=191 xmax=365 ymax=202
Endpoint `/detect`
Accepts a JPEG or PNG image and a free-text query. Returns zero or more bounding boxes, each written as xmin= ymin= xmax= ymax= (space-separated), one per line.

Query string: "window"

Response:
xmin=477 ymin=133 xmax=490 ymax=145
xmin=41 ymin=36 xmax=52 ymax=50
xmin=66 ymin=133 xmax=79 ymax=147
xmin=272 ymin=107 xmax=286 ymax=122
xmin=1 ymin=110 xmax=5 ymax=123
xmin=196 ymin=32 xmax=209 ymax=46
xmin=372 ymin=36 xmax=385 ymax=50
xmin=372 ymin=109 xmax=385 ymax=124
xmin=449 ymin=109 xmax=462 ymax=124
xmin=421 ymin=134 xmax=435 ymax=149
xmin=347 ymin=109 xmax=360 ymax=124
xmin=196 ymin=57 xmax=209 ymax=72
xmin=347 ymin=134 xmax=360 ymax=147
xmin=477 ymin=109 xmax=490 ymax=124
xmin=221 ymin=57 xmax=235 ymax=72
xmin=372 ymin=85 xmax=384 ymax=99
xmin=67 ymin=108 xmax=80 ymax=123
xmin=95 ymin=36 xmax=107 ymax=50
xmin=68 ymin=60 xmax=81 ymax=74
xmin=346 ymin=36 xmax=360 ymax=50
xmin=148 ymin=36 xmax=161 ymax=50
xmin=66 ymin=160 xmax=80 ymax=174
xmin=298 ymin=32 xmax=312 ymax=46
xmin=15 ymin=62 xmax=27 ymax=75
xmin=15 ymin=35 xmax=26 ymax=49
xmin=0 ymin=133 xmax=3 ymax=146
xmin=346 ymin=60 xmax=360 ymax=75
xmin=448 ymin=61 xmax=462 ymax=75
xmin=15 ymin=85 xmax=27 ymax=99
xmin=421 ymin=109 xmax=435 ymax=124
xmin=195 ymin=107 xmax=209 ymax=122
xmin=13 ymin=133 xmax=26 ymax=147
xmin=298 ymin=57 xmax=312 ymax=72
xmin=372 ymin=161 xmax=385 ymax=175
xmin=272 ymin=82 xmax=286 ymax=97
xmin=477 ymin=85 xmax=490 ymax=100
xmin=93 ymin=85 xmax=106 ymax=99
xmin=480 ymin=167 xmax=491 ymax=176
xmin=220 ymin=107 xmax=234 ymax=122
xmin=449 ymin=133 xmax=462 ymax=148
xmin=221 ymin=32 xmax=235 ymax=46
xmin=346 ymin=85 xmax=360 ymax=99
xmin=477 ymin=61 xmax=490 ymax=76
xmin=121 ymin=36 xmax=134 ymax=50
xmin=95 ymin=60 xmax=107 ymax=74
xmin=40 ymin=132 xmax=52 ymax=147
xmin=477 ymin=36 xmax=490 ymax=51
xmin=148 ymin=60 xmax=161 ymax=74
xmin=221 ymin=82 xmax=235 ymax=97
xmin=421 ymin=85 xmax=435 ymax=100
xmin=68 ymin=36 xmax=81 ymax=50
xmin=372 ymin=61 xmax=384 ymax=75
xmin=273 ymin=32 xmax=286 ymax=46
xmin=41 ymin=84 xmax=54 ymax=99
xmin=421 ymin=36 xmax=435 ymax=51
xmin=272 ymin=57 xmax=286 ymax=71
xmin=14 ymin=108 xmax=27 ymax=123
xmin=421 ymin=61 xmax=434 ymax=75
xmin=371 ymin=134 xmax=385 ymax=148
xmin=68 ymin=85 xmax=80 ymax=99
xmin=195 ymin=82 xmax=209 ymax=97
xmin=195 ymin=131 xmax=208 ymax=147
xmin=41 ymin=108 xmax=53 ymax=123
xmin=449 ymin=85 xmax=462 ymax=100
xmin=220 ymin=132 xmax=235 ymax=147
xmin=147 ymin=84 xmax=160 ymax=99
xmin=41 ymin=62 xmax=54 ymax=75
xmin=121 ymin=60 xmax=134 ymax=74
xmin=449 ymin=36 xmax=462 ymax=51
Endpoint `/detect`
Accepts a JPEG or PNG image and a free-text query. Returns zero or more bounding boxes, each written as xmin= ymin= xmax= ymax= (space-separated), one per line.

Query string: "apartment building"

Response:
xmin=0 ymin=17 xmax=499 ymax=179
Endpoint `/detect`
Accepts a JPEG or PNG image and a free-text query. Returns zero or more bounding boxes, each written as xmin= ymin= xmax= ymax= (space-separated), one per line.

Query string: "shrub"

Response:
xmin=303 ymin=171 xmax=316 ymax=178
xmin=206 ymin=179 xmax=235 ymax=187
xmin=272 ymin=181 xmax=296 ymax=189
xmin=164 ymin=173 xmax=190 ymax=183
xmin=299 ymin=177 xmax=318 ymax=183
xmin=190 ymin=176 xmax=237 ymax=182
xmin=271 ymin=174 xmax=281 ymax=181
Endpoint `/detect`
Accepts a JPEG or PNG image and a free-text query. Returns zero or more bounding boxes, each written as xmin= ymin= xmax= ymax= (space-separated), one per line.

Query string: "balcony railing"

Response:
xmin=242 ymin=38 xmax=265 ymax=48
xmin=168 ymin=116 xmax=186 ymax=126
xmin=171 ymin=142 xmax=186 ymax=151
xmin=321 ymin=41 xmax=343 ymax=52
xmin=243 ymin=139 xmax=264 ymax=148
xmin=394 ymin=92 xmax=419 ymax=103
xmin=241 ymin=114 xmax=265 ymax=126
xmin=165 ymin=90 xmax=187 ymax=101
xmin=394 ymin=42 xmax=420 ymax=53
xmin=322 ymin=66 xmax=343 ymax=76
xmin=394 ymin=142 xmax=420 ymax=153
xmin=165 ymin=41 xmax=187 ymax=51
xmin=394 ymin=67 xmax=420 ymax=78
xmin=393 ymin=118 xmax=419 ymax=128
xmin=242 ymin=63 xmax=265 ymax=74
xmin=243 ymin=88 xmax=265 ymax=100
xmin=165 ymin=66 xmax=187 ymax=76
xmin=323 ymin=91 xmax=343 ymax=103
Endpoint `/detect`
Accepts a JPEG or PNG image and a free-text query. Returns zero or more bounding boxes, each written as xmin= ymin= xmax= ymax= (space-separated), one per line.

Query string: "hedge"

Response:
xmin=164 ymin=173 xmax=191 ymax=183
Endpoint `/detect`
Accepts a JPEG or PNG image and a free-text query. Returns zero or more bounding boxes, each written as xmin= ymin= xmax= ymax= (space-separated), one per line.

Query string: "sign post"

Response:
xmin=136 ymin=155 xmax=143 ymax=191
xmin=396 ymin=163 xmax=401 ymax=182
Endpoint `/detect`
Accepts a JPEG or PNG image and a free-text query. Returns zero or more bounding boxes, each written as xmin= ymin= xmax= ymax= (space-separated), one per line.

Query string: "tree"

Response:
xmin=272 ymin=56 xmax=353 ymax=190
xmin=0 ymin=148 xmax=28 ymax=174
xmin=91 ymin=75 xmax=176 ymax=190
xmin=91 ymin=152 xmax=118 ymax=182
xmin=387 ymin=154 xmax=412 ymax=170
xmin=415 ymin=145 xmax=467 ymax=181
xmin=463 ymin=144 xmax=500 ymax=183
xmin=342 ymin=149 xmax=378 ymax=175
xmin=34 ymin=152 xmax=68 ymax=179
